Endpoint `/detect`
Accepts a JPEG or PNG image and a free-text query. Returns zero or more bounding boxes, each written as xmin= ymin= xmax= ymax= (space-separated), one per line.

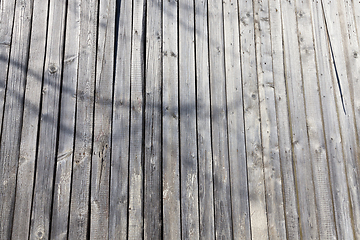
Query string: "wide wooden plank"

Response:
xmin=296 ymin=0 xmax=337 ymax=239
xmin=323 ymin=0 xmax=360 ymax=231
xmin=254 ymin=1 xmax=287 ymax=239
xmin=194 ymin=0 xmax=215 ymax=239
xmin=162 ymin=0 xmax=181 ymax=239
xmin=223 ymin=0 xmax=251 ymax=239
xmin=178 ymin=0 xmax=200 ymax=238
xmin=281 ymin=0 xmax=319 ymax=238
xmin=321 ymin=0 xmax=360 ymax=237
xmin=109 ymin=0 xmax=133 ymax=238
xmin=11 ymin=0 xmax=49 ymax=238
xmin=269 ymin=0 xmax=300 ymax=238
xmin=311 ymin=1 xmax=353 ymax=239
xmin=208 ymin=0 xmax=232 ymax=238
xmin=68 ymin=0 xmax=98 ymax=237
xmin=143 ymin=0 xmax=162 ymax=238
xmin=50 ymin=0 xmax=80 ymax=238
xmin=127 ymin=0 xmax=145 ymax=238
xmin=0 ymin=0 xmax=33 ymax=238
xmin=238 ymin=0 xmax=268 ymax=239
xmin=28 ymin=0 xmax=67 ymax=239
xmin=0 ymin=0 xmax=16 ymax=138
xmin=90 ymin=0 xmax=115 ymax=238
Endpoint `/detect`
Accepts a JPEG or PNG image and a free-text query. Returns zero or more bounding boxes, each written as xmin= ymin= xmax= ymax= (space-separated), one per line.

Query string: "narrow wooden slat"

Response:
xmin=269 ymin=0 xmax=300 ymax=238
xmin=342 ymin=1 xmax=360 ymax=237
xmin=339 ymin=1 xmax=360 ymax=235
xmin=11 ymin=0 xmax=49 ymax=238
xmin=68 ymin=0 xmax=98 ymax=237
xmin=223 ymin=0 xmax=250 ymax=238
xmin=90 ymin=0 xmax=115 ymax=238
xmin=162 ymin=0 xmax=181 ymax=238
xmin=50 ymin=0 xmax=80 ymax=238
xmin=178 ymin=0 xmax=200 ymax=238
xmin=0 ymin=0 xmax=16 ymax=138
xmin=322 ymin=0 xmax=360 ymax=238
xmin=254 ymin=1 xmax=287 ymax=239
xmin=208 ymin=0 xmax=232 ymax=238
xmin=296 ymin=0 xmax=338 ymax=239
xmin=280 ymin=0 xmax=319 ymax=238
xmin=344 ymin=0 xmax=360 ymax=147
xmin=109 ymin=0 xmax=133 ymax=238
xmin=127 ymin=0 xmax=145 ymax=238
xmin=311 ymin=1 xmax=353 ymax=239
xmin=0 ymin=0 xmax=33 ymax=238
xmin=194 ymin=0 xmax=215 ymax=239
xmin=143 ymin=0 xmax=162 ymax=238
xmin=28 ymin=0 xmax=67 ymax=238
xmin=238 ymin=0 xmax=268 ymax=238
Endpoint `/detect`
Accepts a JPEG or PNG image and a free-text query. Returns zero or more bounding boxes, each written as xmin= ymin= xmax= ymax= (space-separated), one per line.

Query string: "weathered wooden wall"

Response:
xmin=1 ymin=0 xmax=360 ymax=239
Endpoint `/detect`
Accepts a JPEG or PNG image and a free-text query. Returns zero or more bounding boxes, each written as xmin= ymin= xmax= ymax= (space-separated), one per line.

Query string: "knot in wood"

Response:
xmin=49 ymin=64 xmax=58 ymax=74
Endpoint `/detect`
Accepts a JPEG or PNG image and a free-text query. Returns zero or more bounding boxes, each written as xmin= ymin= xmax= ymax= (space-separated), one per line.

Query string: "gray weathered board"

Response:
xmin=0 ymin=0 xmax=359 ymax=239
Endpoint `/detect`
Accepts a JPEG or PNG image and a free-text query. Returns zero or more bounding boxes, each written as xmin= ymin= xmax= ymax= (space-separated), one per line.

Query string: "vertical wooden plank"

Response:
xmin=11 ymin=0 xmax=49 ymax=238
xmin=342 ymin=1 xmax=360 ymax=236
xmin=352 ymin=0 xmax=360 ymax=152
xmin=238 ymin=0 xmax=268 ymax=239
xmin=0 ymin=0 xmax=16 ymax=138
xmin=253 ymin=0 xmax=287 ymax=239
xmin=208 ymin=0 xmax=232 ymax=238
xmin=162 ymin=0 xmax=181 ymax=238
xmin=311 ymin=1 xmax=353 ymax=239
xmin=296 ymin=0 xmax=338 ymax=239
xmin=178 ymin=0 xmax=199 ymax=238
xmin=194 ymin=0 xmax=215 ymax=239
xmin=127 ymin=0 xmax=145 ymax=238
xmin=0 ymin=0 xmax=33 ymax=238
xmin=223 ymin=0 xmax=251 ymax=239
xmin=143 ymin=0 xmax=162 ymax=238
xmin=68 ymin=0 xmax=98 ymax=237
xmin=269 ymin=0 xmax=300 ymax=238
xmin=90 ymin=0 xmax=115 ymax=238
xmin=280 ymin=0 xmax=319 ymax=238
xmin=28 ymin=0 xmax=67 ymax=238
xmin=109 ymin=0 xmax=132 ymax=238
xmin=322 ymin=0 xmax=360 ymax=238
xmin=50 ymin=0 xmax=80 ymax=238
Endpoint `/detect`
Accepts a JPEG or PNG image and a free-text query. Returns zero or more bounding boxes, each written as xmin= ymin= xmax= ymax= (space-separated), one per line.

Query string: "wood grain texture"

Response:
xmin=254 ymin=1 xmax=287 ymax=239
xmin=281 ymin=0 xmax=319 ymax=238
xmin=0 ymin=0 xmax=16 ymax=139
xmin=144 ymin=0 xmax=162 ymax=238
xmin=68 ymin=0 xmax=98 ymax=238
xmin=90 ymin=0 xmax=115 ymax=238
xmin=322 ymin=0 xmax=360 ymax=238
xmin=109 ymin=0 xmax=133 ymax=238
xmin=296 ymin=0 xmax=337 ymax=239
xmin=127 ymin=0 xmax=145 ymax=238
xmin=179 ymin=0 xmax=200 ymax=238
xmin=162 ymin=0 xmax=181 ymax=239
xmin=29 ymin=0 xmax=67 ymax=239
xmin=223 ymin=0 xmax=251 ymax=239
xmin=11 ymin=0 xmax=49 ymax=238
xmin=50 ymin=0 xmax=80 ymax=239
xmin=0 ymin=0 xmax=33 ymax=238
xmin=208 ymin=0 xmax=232 ymax=238
xmin=337 ymin=0 xmax=360 ymax=236
xmin=269 ymin=0 xmax=300 ymax=239
xmin=194 ymin=0 xmax=215 ymax=239
xmin=238 ymin=0 xmax=268 ymax=239
xmin=311 ymin=1 xmax=352 ymax=239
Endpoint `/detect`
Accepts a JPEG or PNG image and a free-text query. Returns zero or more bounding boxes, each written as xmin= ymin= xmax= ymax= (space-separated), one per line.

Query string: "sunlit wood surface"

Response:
xmin=1 ymin=0 xmax=360 ymax=239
